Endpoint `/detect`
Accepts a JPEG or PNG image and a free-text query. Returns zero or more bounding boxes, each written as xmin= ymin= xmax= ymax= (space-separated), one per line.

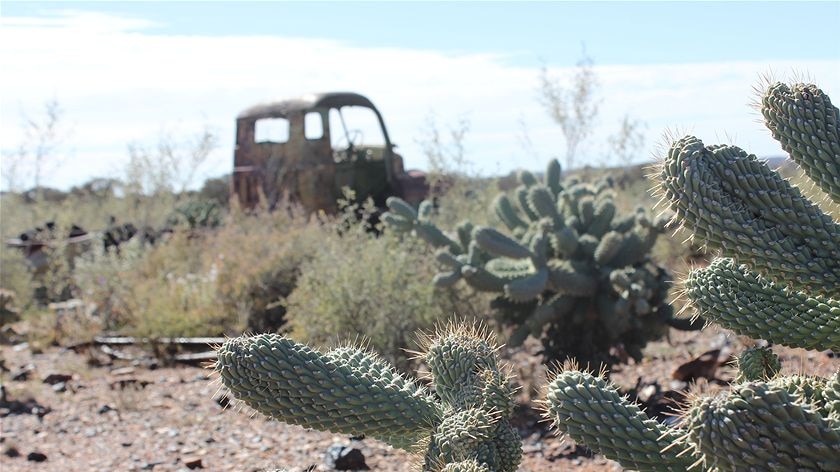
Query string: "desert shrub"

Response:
xmin=205 ymin=205 xmax=323 ymax=334
xmin=198 ymin=174 xmax=231 ymax=206
xmin=71 ymin=204 xmax=323 ymax=337
xmin=285 ymin=205 xmax=484 ymax=372
xmin=73 ymin=237 xmax=147 ymax=329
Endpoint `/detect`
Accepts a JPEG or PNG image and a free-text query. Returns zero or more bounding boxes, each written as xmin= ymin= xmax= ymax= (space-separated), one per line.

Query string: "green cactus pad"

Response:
xmin=545 ymin=369 xmax=694 ymax=472
xmin=473 ymin=227 xmax=533 ymax=260
xmin=659 ymin=135 xmax=840 ymax=296
xmin=485 ymin=258 xmax=536 ymax=280
xmin=516 ymin=186 xmax=540 ymax=222
xmin=493 ymin=195 xmax=527 ymax=232
xmin=684 ymin=381 xmax=840 ymax=471
xmin=762 ymin=82 xmax=840 ymax=203
xmin=546 ymin=159 xmax=563 ymax=196
xmin=519 ymin=170 xmax=538 ymax=187
xmin=504 ymin=267 xmax=549 ymax=302
xmin=215 ymin=334 xmax=440 ymax=450
xmin=736 ymin=346 xmax=781 ymax=382
xmin=526 ymin=186 xmax=560 ymax=223
xmin=386 ymin=196 xmax=418 ymax=220
xmin=685 ymin=258 xmax=840 ymax=351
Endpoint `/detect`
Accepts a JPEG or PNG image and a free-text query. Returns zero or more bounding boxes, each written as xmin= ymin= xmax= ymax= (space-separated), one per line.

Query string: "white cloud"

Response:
xmin=1 ymin=10 xmax=838 ymax=189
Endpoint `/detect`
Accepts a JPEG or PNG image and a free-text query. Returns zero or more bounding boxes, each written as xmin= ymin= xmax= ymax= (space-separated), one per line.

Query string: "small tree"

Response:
xmin=417 ymin=112 xmax=472 ymax=194
xmin=538 ymin=50 xmax=601 ymax=170
xmin=607 ymin=114 xmax=646 ymax=169
xmin=124 ymin=125 xmax=218 ymax=197
xmin=2 ymin=99 xmax=67 ymax=193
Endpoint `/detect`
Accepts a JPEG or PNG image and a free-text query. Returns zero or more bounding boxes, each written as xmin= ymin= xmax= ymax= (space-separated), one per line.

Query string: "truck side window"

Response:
xmin=304 ymin=112 xmax=324 ymax=140
xmin=254 ymin=117 xmax=289 ymax=143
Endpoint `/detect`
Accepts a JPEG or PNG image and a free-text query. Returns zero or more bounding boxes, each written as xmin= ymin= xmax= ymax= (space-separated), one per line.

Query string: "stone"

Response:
xmin=325 ymin=444 xmax=369 ymax=470
xmin=11 ymin=364 xmax=33 ymax=381
xmin=110 ymin=366 xmax=135 ymax=376
xmin=183 ymin=457 xmax=203 ymax=469
xmin=27 ymin=451 xmax=47 ymax=462
xmin=4 ymin=446 xmax=20 ymax=457
xmin=42 ymin=373 xmax=72 ymax=385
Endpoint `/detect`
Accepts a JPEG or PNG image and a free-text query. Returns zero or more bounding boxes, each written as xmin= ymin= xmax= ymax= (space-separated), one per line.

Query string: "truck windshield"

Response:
xmin=329 ymin=106 xmax=386 ymax=150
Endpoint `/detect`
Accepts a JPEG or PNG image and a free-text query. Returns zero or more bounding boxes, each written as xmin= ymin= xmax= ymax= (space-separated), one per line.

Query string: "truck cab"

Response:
xmin=233 ymin=92 xmax=427 ymax=213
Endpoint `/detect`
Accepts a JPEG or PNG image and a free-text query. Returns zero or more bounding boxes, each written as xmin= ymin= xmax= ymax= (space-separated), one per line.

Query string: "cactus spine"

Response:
xmin=385 ymin=161 xmax=688 ymax=368
xmin=215 ymin=324 xmax=522 ymax=471
xmin=545 ymin=80 xmax=840 ymax=471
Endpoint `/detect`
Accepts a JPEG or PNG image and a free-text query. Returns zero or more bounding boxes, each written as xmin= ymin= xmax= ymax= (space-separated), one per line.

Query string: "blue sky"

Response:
xmin=5 ymin=2 xmax=839 ymax=65
xmin=1 ymin=2 xmax=839 ymax=190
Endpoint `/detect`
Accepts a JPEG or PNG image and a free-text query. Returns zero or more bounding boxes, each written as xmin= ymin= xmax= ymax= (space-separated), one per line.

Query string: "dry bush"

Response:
xmin=285 ymin=205 xmax=488 ymax=372
xmin=70 ymin=203 xmax=323 ymax=338
xmin=203 ymin=205 xmax=323 ymax=334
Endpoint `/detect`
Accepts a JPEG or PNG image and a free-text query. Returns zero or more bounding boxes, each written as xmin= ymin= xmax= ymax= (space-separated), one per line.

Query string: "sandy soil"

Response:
xmin=1 ymin=327 xmax=837 ymax=472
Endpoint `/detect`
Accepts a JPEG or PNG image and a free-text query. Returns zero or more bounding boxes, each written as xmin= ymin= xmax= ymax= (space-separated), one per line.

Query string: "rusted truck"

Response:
xmin=232 ymin=92 xmax=428 ymax=213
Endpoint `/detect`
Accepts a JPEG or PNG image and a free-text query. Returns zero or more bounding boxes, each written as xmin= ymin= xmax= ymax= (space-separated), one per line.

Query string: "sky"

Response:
xmin=1 ymin=1 xmax=839 ymax=191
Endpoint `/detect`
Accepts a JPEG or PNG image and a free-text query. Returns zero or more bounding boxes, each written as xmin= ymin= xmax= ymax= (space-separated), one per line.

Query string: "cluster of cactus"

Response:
xmin=384 ymin=161 xmax=690 ymax=367
xmin=214 ymin=324 xmax=522 ymax=471
xmin=544 ymin=80 xmax=840 ymax=471
xmin=168 ymin=199 xmax=222 ymax=230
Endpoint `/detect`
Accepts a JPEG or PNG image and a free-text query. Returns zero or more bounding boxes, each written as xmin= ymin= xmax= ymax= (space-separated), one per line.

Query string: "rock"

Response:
xmin=27 ymin=451 xmax=47 ymax=462
xmin=0 ymin=386 xmax=51 ymax=417
xmin=4 ymin=445 xmax=20 ymax=457
xmin=52 ymin=382 xmax=67 ymax=393
xmin=183 ymin=457 xmax=203 ymax=469
xmin=43 ymin=373 xmax=72 ymax=385
xmin=110 ymin=366 xmax=135 ymax=376
xmin=11 ymin=364 xmax=33 ymax=381
xmin=98 ymin=404 xmax=116 ymax=414
xmin=325 ymin=444 xmax=369 ymax=470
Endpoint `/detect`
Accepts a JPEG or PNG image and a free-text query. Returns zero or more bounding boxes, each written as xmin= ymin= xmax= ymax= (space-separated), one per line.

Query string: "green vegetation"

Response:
xmin=544 ymin=80 xmax=840 ymax=471
xmin=285 ymin=201 xmax=481 ymax=371
xmin=215 ymin=323 xmax=522 ymax=471
xmin=384 ymin=159 xmax=694 ymax=368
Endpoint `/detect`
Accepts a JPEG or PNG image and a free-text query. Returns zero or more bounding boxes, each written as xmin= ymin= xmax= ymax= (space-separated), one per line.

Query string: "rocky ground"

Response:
xmin=1 ymin=327 xmax=837 ymax=472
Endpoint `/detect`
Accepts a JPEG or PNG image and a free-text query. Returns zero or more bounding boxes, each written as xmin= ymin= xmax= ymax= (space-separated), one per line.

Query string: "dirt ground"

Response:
xmin=1 ymin=327 xmax=837 ymax=472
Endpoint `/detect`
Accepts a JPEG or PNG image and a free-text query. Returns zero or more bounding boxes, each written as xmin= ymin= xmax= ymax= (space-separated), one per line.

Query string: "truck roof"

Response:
xmin=237 ymin=92 xmax=377 ymax=120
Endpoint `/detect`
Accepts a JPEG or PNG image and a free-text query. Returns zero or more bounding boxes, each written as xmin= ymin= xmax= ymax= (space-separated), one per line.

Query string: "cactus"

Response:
xmin=384 ymin=161 xmax=691 ymax=368
xmin=544 ymin=80 xmax=840 ymax=471
xmin=735 ymin=345 xmax=781 ymax=382
xmin=214 ymin=324 xmax=522 ymax=471
xmin=168 ymin=199 xmax=222 ymax=230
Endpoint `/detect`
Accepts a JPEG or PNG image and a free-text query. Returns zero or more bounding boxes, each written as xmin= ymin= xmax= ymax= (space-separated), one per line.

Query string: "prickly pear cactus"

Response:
xmin=384 ymin=160 xmax=691 ymax=367
xmin=214 ymin=324 xmax=522 ymax=471
xmin=544 ymin=80 xmax=840 ymax=471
